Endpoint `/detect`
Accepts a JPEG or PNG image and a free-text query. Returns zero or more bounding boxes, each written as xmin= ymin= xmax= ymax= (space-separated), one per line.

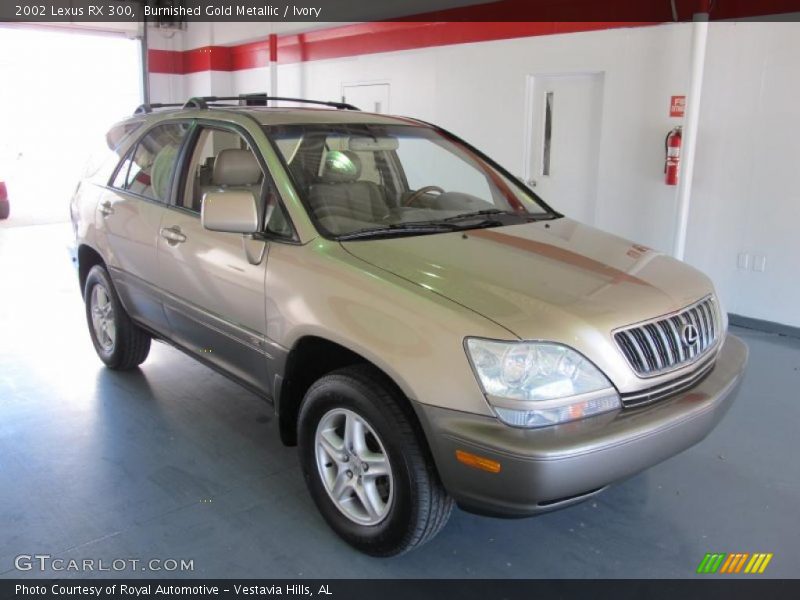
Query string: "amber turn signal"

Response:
xmin=455 ymin=450 xmax=502 ymax=473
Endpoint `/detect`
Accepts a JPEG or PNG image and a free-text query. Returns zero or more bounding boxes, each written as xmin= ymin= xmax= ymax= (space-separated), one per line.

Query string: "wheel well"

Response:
xmin=78 ymin=245 xmax=106 ymax=296
xmin=278 ymin=337 xmax=411 ymax=447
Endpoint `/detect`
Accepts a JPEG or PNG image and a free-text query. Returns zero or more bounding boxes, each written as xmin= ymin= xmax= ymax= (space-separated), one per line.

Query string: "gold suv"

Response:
xmin=70 ymin=95 xmax=748 ymax=556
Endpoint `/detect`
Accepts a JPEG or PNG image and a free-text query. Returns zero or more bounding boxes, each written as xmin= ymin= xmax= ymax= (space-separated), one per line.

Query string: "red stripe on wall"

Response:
xmin=182 ymin=46 xmax=232 ymax=73
xmin=150 ymin=40 xmax=274 ymax=74
xmin=148 ymin=48 xmax=184 ymax=74
xmin=232 ymin=39 xmax=272 ymax=71
xmin=146 ymin=0 xmax=800 ymax=75
xmin=148 ymin=21 xmax=655 ymax=74
xmin=275 ymin=21 xmax=657 ymax=65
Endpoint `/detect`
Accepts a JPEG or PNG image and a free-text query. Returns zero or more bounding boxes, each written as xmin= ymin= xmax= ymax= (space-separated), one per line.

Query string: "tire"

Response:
xmin=84 ymin=265 xmax=151 ymax=370
xmin=0 ymin=200 xmax=9 ymax=220
xmin=298 ymin=365 xmax=453 ymax=556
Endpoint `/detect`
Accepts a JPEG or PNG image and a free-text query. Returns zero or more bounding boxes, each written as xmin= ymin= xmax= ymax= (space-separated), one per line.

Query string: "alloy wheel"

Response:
xmin=90 ymin=284 xmax=116 ymax=353
xmin=314 ymin=408 xmax=394 ymax=526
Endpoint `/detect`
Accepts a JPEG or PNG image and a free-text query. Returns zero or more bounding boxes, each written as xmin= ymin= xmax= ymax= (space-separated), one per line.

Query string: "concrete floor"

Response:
xmin=1 ymin=223 xmax=798 ymax=579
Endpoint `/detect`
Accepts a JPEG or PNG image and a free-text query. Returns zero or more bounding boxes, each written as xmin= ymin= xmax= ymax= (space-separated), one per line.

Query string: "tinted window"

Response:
xmin=111 ymin=151 xmax=134 ymax=189
xmin=181 ymin=127 xmax=260 ymax=213
xmin=266 ymin=124 xmax=550 ymax=238
xmin=111 ymin=122 xmax=190 ymax=203
xmin=182 ymin=126 xmax=293 ymax=238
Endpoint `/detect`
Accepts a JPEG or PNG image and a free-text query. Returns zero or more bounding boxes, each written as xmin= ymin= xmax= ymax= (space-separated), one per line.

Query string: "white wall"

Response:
xmin=149 ymin=21 xmax=800 ymax=328
xmin=273 ymin=25 xmax=693 ymax=255
xmin=686 ymin=22 xmax=800 ymax=327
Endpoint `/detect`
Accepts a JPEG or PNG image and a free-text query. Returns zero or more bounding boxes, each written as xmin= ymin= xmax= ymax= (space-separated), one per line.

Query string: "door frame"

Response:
xmin=521 ymin=70 xmax=605 ymax=190
xmin=340 ymin=80 xmax=391 ymax=113
xmin=156 ymin=121 xmax=281 ymax=395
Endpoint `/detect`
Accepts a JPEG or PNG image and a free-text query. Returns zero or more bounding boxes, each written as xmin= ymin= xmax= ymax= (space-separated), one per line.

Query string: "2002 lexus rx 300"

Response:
xmin=70 ymin=95 xmax=747 ymax=556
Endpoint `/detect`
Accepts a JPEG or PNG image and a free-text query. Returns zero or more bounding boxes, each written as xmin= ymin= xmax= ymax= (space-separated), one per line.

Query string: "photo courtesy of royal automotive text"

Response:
xmin=0 ymin=0 xmax=798 ymax=599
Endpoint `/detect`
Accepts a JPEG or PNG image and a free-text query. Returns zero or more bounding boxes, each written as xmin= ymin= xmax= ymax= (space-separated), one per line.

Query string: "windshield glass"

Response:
xmin=264 ymin=123 xmax=554 ymax=239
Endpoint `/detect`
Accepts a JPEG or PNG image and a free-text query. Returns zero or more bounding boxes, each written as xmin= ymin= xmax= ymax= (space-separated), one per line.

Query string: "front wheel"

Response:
xmin=84 ymin=265 xmax=151 ymax=370
xmin=298 ymin=365 xmax=453 ymax=556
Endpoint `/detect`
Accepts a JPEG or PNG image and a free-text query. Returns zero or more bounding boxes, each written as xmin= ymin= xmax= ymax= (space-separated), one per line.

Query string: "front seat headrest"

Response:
xmin=212 ymin=149 xmax=262 ymax=186
xmin=320 ymin=150 xmax=362 ymax=183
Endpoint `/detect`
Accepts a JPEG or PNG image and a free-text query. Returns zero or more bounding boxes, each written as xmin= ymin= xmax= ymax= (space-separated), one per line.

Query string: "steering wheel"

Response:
xmin=403 ymin=185 xmax=445 ymax=207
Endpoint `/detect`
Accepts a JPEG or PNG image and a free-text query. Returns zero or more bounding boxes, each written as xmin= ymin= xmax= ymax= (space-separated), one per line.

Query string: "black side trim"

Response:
xmin=135 ymin=320 xmax=275 ymax=405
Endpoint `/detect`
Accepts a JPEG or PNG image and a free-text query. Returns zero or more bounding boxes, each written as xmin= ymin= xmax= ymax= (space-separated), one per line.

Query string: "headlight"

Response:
xmin=465 ymin=338 xmax=620 ymax=428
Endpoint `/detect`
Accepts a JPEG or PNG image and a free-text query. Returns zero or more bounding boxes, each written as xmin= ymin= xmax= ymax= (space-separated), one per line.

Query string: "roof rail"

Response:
xmin=133 ymin=102 xmax=185 ymax=115
xmin=181 ymin=94 xmax=360 ymax=111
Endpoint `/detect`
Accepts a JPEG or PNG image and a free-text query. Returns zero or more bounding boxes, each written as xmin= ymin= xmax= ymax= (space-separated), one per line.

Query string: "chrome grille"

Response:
xmin=614 ymin=296 xmax=719 ymax=377
xmin=619 ymin=354 xmax=716 ymax=407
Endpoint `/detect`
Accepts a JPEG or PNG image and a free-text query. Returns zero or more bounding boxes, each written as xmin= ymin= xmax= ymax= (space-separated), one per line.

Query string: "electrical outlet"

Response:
xmin=737 ymin=253 xmax=751 ymax=270
xmin=752 ymin=255 xmax=767 ymax=272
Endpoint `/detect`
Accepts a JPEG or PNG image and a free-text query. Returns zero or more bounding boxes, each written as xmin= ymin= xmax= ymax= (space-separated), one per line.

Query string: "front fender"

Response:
xmin=264 ymin=239 xmax=513 ymax=417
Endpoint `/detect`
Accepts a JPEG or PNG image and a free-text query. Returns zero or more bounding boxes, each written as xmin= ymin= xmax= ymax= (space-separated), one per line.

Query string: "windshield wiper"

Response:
xmin=444 ymin=208 xmax=560 ymax=223
xmin=336 ymin=208 xmax=555 ymax=240
xmin=337 ymin=222 xmax=460 ymax=241
xmin=442 ymin=208 xmax=509 ymax=222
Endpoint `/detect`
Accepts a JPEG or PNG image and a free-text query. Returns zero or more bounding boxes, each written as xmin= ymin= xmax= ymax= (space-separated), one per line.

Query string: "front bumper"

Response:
xmin=417 ymin=334 xmax=748 ymax=517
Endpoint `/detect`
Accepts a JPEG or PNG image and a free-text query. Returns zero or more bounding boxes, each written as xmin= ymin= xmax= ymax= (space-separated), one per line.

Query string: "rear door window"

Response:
xmin=110 ymin=122 xmax=191 ymax=203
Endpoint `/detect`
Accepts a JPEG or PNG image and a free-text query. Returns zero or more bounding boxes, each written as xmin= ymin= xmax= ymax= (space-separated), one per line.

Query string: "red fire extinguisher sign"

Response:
xmin=670 ymin=95 xmax=686 ymax=117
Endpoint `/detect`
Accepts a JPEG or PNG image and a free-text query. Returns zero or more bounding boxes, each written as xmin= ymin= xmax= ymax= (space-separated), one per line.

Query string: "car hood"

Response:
xmin=340 ymin=218 xmax=715 ymax=342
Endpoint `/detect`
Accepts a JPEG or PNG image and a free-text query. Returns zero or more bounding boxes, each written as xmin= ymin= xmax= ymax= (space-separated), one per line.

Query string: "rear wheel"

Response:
xmin=84 ymin=265 xmax=151 ymax=370
xmin=298 ymin=365 xmax=453 ymax=556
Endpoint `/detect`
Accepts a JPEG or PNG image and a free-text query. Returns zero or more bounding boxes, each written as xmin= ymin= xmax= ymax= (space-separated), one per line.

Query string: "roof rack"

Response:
xmin=133 ymin=94 xmax=360 ymax=117
xmin=133 ymin=102 xmax=185 ymax=115
xmin=182 ymin=94 xmax=360 ymax=111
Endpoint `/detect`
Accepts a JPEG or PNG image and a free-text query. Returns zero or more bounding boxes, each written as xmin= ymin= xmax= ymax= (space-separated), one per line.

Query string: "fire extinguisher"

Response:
xmin=665 ymin=126 xmax=682 ymax=186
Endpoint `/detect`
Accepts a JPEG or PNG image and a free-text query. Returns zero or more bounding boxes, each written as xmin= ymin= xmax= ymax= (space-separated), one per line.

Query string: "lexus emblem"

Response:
xmin=681 ymin=323 xmax=700 ymax=346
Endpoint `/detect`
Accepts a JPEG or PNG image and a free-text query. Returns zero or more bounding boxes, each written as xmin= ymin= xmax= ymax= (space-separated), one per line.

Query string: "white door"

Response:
xmin=342 ymin=83 xmax=390 ymax=114
xmin=524 ymin=73 xmax=604 ymax=224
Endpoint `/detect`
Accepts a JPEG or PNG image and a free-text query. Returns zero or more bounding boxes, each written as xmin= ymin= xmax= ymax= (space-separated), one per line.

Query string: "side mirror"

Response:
xmin=201 ymin=190 xmax=259 ymax=234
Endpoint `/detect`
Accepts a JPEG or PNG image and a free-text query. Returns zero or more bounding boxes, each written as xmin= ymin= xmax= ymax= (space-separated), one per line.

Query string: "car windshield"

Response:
xmin=264 ymin=123 xmax=555 ymax=239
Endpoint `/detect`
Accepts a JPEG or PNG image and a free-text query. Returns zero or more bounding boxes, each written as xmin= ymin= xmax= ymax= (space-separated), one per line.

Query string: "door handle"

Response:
xmin=160 ymin=226 xmax=187 ymax=245
xmin=99 ymin=201 xmax=114 ymax=217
